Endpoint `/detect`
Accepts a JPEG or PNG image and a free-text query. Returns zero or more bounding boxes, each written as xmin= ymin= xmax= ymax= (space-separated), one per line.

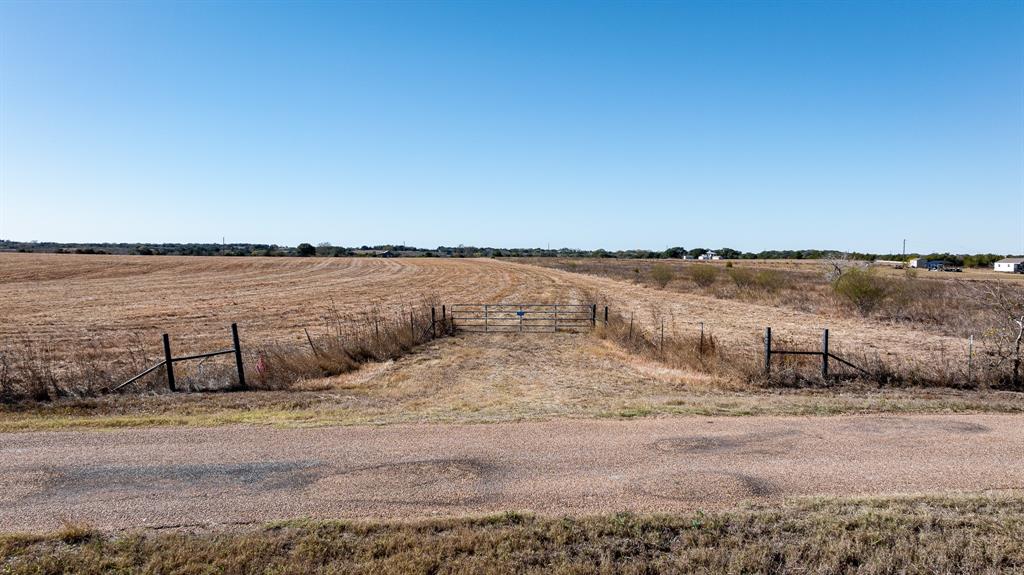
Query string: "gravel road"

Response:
xmin=2 ymin=414 xmax=1022 ymax=532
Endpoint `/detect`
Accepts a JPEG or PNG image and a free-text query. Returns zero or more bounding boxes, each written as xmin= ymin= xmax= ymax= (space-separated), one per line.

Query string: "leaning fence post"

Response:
xmin=764 ymin=327 xmax=772 ymax=376
xmin=699 ymin=322 xmax=705 ymax=355
xmin=821 ymin=328 xmax=829 ymax=379
xmin=162 ymin=333 xmax=176 ymax=392
xmin=232 ymin=323 xmax=247 ymax=390
xmin=629 ymin=313 xmax=634 ymax=341
xmin=660 ymin=319 xmax=665 ymax=352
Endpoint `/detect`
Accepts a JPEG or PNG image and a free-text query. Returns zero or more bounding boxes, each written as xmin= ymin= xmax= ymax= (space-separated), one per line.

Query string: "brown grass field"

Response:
xmin=2 ymin=253 xmax=1022 ymax=426
xmin=3 ymin=253 xmax=1024 ymax=574
xmin=0 ymin=253 xmax=982 ymax=364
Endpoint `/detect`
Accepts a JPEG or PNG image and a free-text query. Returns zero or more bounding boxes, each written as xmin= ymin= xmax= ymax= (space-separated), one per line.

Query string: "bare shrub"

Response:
xmin=688 ymin=265 xmax=718 ymax=288
xmin=649 ymin=264 xmax=674 ymax=289
xmin=832 ymin=268 xmax=889 ymax=313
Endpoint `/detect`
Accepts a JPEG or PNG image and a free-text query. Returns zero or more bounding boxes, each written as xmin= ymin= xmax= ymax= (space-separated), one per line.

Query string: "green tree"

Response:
xmin=297 ymin=243 xmax=316 ymax=257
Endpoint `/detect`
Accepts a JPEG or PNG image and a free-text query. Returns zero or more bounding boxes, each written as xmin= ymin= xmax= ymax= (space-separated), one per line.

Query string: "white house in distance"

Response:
xmin=994 ymin=257 xmax=1024 ymax=273
xmin=697 ymin=251 xmax=722 ymax=261
xmin=908 ymin=257 xmax=930 ymax=269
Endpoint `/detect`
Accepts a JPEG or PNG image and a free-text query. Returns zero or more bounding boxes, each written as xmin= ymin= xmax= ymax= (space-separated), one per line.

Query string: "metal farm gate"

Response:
xmin=450 ymin=303 xmax=597 ymax=333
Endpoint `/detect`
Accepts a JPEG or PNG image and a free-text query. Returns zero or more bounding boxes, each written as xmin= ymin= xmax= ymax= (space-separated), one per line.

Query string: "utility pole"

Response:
xmin=902 ymin=239 xmax=906 ymax=257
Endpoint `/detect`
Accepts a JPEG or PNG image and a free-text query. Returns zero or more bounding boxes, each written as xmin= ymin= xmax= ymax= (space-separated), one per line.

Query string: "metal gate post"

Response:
xmin=484 ymin=304 xmax=489 ymax=333
xmin=764 ymin=327 xmax=772 ymax=376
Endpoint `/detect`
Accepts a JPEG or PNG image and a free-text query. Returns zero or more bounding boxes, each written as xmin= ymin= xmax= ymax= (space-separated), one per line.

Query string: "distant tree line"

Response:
xmin=0 ymin=240 xmax=1017 ymax=268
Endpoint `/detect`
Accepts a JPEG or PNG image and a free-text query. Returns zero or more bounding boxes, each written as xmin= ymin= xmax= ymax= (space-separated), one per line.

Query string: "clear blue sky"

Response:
xmin=1 ymin=1 xmax=1021 ymax=254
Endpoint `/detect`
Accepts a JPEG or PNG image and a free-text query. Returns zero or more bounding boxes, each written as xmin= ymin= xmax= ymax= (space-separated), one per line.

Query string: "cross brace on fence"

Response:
xmin=110 ymin=323 xmax=246 ymax=393
xmin=763 ymin=327 xmax=870 ymax=379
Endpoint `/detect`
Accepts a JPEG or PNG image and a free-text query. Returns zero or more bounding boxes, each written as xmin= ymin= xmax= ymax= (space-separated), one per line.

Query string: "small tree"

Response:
xmin=297 ymin=243 xmax=316 ymax=257
xmin=650 ymin=264 xmax=675 ymax=289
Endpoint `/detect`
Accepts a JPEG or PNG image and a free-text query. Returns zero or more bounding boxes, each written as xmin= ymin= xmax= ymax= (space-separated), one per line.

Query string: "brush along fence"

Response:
xmin=763 ymin=327 xmax=869 ymax=379
xmin=111 ymin=323 xmax=246 ymax=392
xmin=450 ymin=304 xmax=598 ymax=333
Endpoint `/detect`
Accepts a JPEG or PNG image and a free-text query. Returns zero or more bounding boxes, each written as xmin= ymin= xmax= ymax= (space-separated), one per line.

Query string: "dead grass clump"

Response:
xmin=250 ymin=303 xmax=452 ymax=390
xmin=594 ymin=310 xmax=745 ymax=378
xmin=0 ymin=337 xmax=154 ymax=404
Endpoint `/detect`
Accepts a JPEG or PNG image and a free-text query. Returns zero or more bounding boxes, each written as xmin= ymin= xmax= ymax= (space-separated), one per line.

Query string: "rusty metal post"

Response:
xmin=764 ymin=327 xmax=772 ymax=376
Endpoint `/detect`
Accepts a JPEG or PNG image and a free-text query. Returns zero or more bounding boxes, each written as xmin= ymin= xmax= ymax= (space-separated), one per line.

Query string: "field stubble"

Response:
xmin=0 ymin=253 xmax=1018 ymax=412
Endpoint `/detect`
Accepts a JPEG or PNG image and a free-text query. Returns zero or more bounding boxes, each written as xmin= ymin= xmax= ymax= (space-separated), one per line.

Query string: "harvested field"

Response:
xmin=1 ymin=253 xmax=1013 ymax=402
xmin=0 ymin=254 xmax=585 ymax=364
xmin=0 ymin=253 xmax=974 ymax=362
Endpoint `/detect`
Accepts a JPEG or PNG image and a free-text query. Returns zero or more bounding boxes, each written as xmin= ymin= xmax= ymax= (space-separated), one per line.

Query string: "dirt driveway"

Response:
xmin=2 ymin=414 xmax=1022 ymax=532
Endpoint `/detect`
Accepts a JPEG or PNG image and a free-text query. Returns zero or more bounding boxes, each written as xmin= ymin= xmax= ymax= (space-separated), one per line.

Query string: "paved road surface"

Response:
xmin=2 ymin=415 xmax=1022 ymax=532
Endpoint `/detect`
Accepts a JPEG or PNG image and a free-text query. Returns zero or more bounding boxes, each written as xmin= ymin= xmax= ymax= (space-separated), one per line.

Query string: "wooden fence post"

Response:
xmin=604 ymin=306 xmax=609 ymax=325
xmin=764 ymin=327 xmax=772 ymax=376
xmin=232 ymin=323 xmax=247 ymax=390
xmin=431 ymin=307 xmax=437 ymax=338
xmin=162 ymin=333 xmax=176 ymax=392
xmin=821 ymin=328 xmax=829 ymax=379
xmin=660 ymin=319 xmax=664 ymax=352
xmin=699 ymin=322 xmax=705 ymax=355
xmin=591 ymin=304 xmax=597 ymax=327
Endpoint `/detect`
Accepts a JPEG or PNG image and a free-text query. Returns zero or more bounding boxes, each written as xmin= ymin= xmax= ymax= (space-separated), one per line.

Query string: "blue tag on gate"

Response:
xmin=516 ymin=311 xmax=526 ymax=317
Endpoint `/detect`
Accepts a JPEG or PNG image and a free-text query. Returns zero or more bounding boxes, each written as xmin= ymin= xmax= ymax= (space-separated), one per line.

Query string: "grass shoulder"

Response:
xmin=3 ymin=494 xmax=1022 ymax=573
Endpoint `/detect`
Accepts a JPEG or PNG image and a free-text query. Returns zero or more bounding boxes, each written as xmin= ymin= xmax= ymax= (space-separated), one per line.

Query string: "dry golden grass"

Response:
xmin=0 ymin=253 xmax=1012 ymax=404
xmin=3 ymin=333 xmax=1021 ymax=431
xmin=3 ymin=494 xmax=1023 ymax=574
